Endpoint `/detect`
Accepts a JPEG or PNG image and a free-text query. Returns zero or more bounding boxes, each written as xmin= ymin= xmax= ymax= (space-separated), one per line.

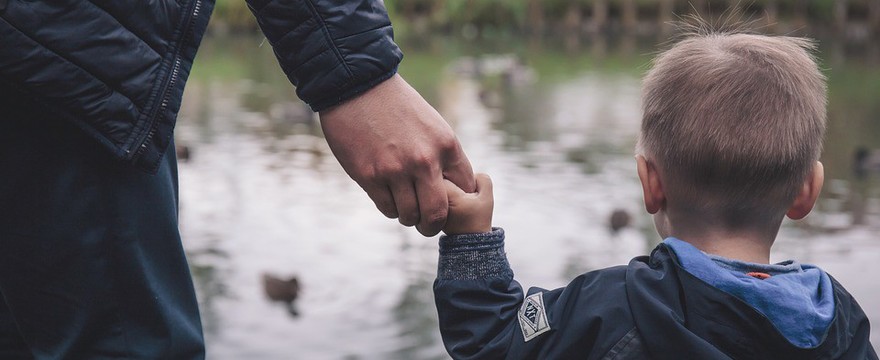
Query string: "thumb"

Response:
xmin=442 ymin=143 xmax=477 ymax=193
xmin=474 ymin=173 xmax=493 ymax=199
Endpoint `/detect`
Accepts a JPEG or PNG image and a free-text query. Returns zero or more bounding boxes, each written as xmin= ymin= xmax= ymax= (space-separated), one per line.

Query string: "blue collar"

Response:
xmin=663 ymin=238 xmax=835 ymax=348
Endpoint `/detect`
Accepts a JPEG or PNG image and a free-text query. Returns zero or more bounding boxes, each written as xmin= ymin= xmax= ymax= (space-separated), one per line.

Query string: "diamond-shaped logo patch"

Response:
xmin=518 ymin=292 xmax=550 ymax=341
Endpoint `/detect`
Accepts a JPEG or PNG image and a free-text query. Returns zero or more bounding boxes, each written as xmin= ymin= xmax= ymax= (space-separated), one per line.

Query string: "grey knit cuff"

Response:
xmin=438 ymin=228 xmax=512 ymax=280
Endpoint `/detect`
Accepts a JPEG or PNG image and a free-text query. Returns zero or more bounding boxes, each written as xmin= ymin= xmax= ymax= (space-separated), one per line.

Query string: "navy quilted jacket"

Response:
xmin=0 ymin=0 xmax=401 ymax=172
xmin=435 ymin=229 xmax=877 ymax=359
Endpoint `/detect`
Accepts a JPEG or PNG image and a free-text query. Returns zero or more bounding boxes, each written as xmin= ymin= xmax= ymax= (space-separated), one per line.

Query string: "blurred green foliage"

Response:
xmin=208 ymin=0 xmax=858 ymax=34
xmin=211 ymin=0 xmax=258 ymax=30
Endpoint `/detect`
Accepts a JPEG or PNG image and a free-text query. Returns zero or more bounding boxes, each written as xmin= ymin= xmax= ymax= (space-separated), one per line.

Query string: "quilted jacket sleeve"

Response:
xmin=245 ymin=0 xmax=403 ymax=111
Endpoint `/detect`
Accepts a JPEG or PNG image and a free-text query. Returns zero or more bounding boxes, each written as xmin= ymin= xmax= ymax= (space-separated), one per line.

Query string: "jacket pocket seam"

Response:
xmin=601 ymin=327 xmax=641 ymax=360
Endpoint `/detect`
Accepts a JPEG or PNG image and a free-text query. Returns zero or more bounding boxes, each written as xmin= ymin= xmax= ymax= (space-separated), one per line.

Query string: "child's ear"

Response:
xmin=786 ymin=161 xmax=825 ymax=220
xmin=636 ymin=155 xmax=665 ymax=214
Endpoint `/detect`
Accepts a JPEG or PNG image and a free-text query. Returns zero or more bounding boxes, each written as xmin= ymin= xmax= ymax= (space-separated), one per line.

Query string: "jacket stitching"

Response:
xmin=601 ymin=327 xmax=639 ymax=360
xmin=84 ymin=0 xmax=165 ymax=57
xmin=288 ymin=48 xmax=333 ymax=75
xmin=270 ymin=16 xmax=329 ymax=74
xmin=302 ymin=0 xmax=355 ymax=79
xmin=0 ymin=16 xmax=144 ymax=112
xmin=333 ymin=23 xmax=392 ymax=42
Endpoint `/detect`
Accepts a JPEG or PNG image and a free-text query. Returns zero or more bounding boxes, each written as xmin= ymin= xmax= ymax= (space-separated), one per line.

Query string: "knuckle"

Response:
xmin=400 ymin=210 xmax=420 ymax=226
xmin=355 ymin=167 xmax=379 ymax=183
xmin=437 ymin=134 xmax=458 ymax=150
xmin=375 ymin=162 xmax=405 ymax=179
xmin=365 ymin=189 xmax=396 ymax=217
xmin=424 ymin=208 xmax=448 ymax=227
xmin=417 ymin=152 xmax=435 ymax=166
xmin=438 ymin=135 xmax=459 ymax=154
xmin=366 ymin=167 xmax=382 ymax=180
xmin=418 ymin=226 xmax=441 ymax=237
xmin=407 ymin=151 xmax=435 ymax=172
xmin=376 ymin=202 xmax=397 ymax=218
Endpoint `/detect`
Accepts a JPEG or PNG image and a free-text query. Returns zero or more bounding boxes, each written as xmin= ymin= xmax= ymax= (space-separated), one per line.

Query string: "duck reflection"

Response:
xmin=262 ymin=273 xmax=301 ymax=317
xmin=609 ymin=209 xmax=631 ymax=235
xmin=854 ymin=147 xmax=880 ymax=180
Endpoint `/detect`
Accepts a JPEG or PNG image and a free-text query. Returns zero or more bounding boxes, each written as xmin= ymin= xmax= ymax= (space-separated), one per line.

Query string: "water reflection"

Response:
xmin=177 ymin=33 xmax=880 ymax=358
xmin=389 ymin=235 xmax=447 ymax=360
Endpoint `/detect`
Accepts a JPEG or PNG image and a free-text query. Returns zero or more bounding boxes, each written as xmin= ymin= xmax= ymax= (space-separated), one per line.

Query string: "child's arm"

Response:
xmin=436 ymin=174 xmax=522 ymax=358
xmin=435 ymin=175 xmax=635 ymax=359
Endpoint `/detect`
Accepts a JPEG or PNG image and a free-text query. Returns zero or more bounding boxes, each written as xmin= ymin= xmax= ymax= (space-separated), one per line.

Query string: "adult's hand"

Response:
xmin=319 ymin=74 xmax=476 ymax=236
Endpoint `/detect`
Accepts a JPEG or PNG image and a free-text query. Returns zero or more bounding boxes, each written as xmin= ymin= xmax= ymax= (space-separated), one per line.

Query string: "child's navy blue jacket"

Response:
xmin=434 ymin=228 xmax=876 ymax=359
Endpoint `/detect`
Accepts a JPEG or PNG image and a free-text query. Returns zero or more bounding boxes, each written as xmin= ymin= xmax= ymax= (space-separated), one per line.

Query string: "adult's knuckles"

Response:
xmin=352 ymin=165 xmax=381 ymax=182
xmin=405 ymin=150 xmax=439 ymax=172
xmin=371 ymin=154 xmax=433 ymax=179
xmin=417 ymin=226 xmax=442 ymax=237
xmin=422 ymin=211 xmax=448 ymax=229
xmin=437 ymin=134 xmax=461 ymax=156
xmin=376 ymin=201 xmax=397 ymax=217
xmin=399 ymin=211 xmax=420 ymax=226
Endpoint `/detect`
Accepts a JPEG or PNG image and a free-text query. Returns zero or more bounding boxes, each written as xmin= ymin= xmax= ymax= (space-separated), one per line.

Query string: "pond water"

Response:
xmin=176 ymin=33 xmax=880 ymax=359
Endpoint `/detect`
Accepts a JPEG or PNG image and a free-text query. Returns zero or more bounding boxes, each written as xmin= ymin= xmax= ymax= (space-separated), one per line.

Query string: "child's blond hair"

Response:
xmin=638 ymin=30 xmax=827 ymax=227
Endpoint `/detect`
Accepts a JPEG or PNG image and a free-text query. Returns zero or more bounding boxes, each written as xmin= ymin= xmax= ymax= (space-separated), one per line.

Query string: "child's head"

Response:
xmin=636 ymin=30 xmax=827 ymax=236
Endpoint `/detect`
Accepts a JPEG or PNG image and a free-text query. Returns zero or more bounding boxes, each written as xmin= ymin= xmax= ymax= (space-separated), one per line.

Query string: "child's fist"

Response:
xmin=442 ymin=173 xmax=494 ymax=235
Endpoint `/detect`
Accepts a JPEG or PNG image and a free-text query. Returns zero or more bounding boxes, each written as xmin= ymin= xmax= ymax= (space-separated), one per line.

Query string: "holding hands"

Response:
xmin=320 ymin=74 xmax=476 ymax=236
xmin=442 ymin=173 xmax=494 ymax=235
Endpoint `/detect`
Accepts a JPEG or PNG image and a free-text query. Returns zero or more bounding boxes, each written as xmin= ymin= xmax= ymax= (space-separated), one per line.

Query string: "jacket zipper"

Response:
xmin=128 ymin=0 xmax=202 ymax=162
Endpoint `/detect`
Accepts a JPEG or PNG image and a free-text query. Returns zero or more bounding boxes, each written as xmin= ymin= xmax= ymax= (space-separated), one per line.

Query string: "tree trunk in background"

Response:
xmin=431 ymin=0 xmax=446 ymax=27
xmin=402 ymin=0 xmax=416 ymax=22
xmin=764 ymin=0 xmax=779 ymax=32
xmin=793 ymin=0 xmax=809 ymax=33
xmin=563 ymin=2 xmax=583 ymax=34
xmin=834 ymin=0 xmax=848 ymax=33
xmin=591 ymin=0 xmax=609 ymax=34
xmin=622 ymin=0 xmax=637 ymax=33
xmin=658 ymin=0 xmax=674 ymax=34
xmin=690 ymin=0 xmax=709 ymax=17
xmin=527 ymin=0 xmax=545 ymax=35
xmin=725 ymin=2 xmax=742 ymax=27
xmin=870 ymin=0 xmax=880 ymax=35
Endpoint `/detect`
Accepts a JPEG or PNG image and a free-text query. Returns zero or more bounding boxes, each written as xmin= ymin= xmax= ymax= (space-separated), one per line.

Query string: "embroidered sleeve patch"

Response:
xmin=518 ymin=292 xmax=551 ymax=342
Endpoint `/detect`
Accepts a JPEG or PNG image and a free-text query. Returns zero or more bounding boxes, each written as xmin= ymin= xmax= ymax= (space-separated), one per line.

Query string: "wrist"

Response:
xmin=318 ymin=73 xmax=403 ymax=117
xmin=437 ymin=228 xmax=510 ymax=280
xmin=442 ymin=222 xmax=492 ymax=236
xmin=439 ymin=227 xmax=504 ymax=249
xmin=313 ymin=70 xmax=401 ymax=113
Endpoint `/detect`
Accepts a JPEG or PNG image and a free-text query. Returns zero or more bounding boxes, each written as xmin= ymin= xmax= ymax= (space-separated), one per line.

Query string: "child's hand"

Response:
xmin=442 ymin=173 xmax=494 ymax=235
